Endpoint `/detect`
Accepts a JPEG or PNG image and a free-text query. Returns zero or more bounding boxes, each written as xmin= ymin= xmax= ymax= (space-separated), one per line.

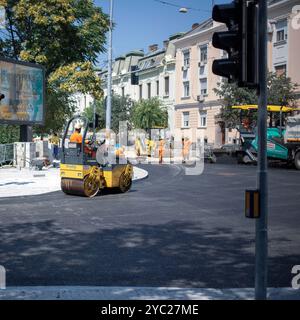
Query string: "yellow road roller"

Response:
xmin=60 ymin=115 xmax=133 ymax=197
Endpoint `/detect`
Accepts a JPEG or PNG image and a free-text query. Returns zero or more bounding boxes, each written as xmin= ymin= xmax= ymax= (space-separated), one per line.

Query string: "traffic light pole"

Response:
xmin=255 ymin=0 xmax=268 ymax=300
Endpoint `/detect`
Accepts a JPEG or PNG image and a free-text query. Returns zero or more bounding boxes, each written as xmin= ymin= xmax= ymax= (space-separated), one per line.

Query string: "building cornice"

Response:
xmin=173 ymin=24 xmax=225 ymax=47
xmin=175 ymin=100 xmax=222 ymax=109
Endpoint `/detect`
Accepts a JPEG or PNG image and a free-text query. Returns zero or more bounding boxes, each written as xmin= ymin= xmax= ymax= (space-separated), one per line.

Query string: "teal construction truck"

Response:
xmin=232 ymin=105 xmax=300 ymax=170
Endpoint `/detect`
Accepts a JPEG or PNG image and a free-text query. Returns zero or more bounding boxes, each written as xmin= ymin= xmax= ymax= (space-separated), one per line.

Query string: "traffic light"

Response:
xmin=212 ymin=0 xmax=258 ymax=88
xmin=0 ymin=94 xmax=4 ymax=101
xmin=131 ymin=65 xmax=139 ymax=85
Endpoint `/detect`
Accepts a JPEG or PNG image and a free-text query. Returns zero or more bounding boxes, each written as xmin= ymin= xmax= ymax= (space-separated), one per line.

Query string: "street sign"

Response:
xmin=0 ymin=57 xmax=45 ymax=125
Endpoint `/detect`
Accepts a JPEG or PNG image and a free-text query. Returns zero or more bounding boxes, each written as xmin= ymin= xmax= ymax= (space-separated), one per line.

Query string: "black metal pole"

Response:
xmin=255 ymin=0 xmax=268 ymax=300
xmin=20 ymin=125 xmax=33 ymax=142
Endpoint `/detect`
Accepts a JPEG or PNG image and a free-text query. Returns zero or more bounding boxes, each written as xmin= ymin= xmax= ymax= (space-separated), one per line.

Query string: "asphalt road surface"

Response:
xmin=0 ymin=163 xmax=299 ymax=288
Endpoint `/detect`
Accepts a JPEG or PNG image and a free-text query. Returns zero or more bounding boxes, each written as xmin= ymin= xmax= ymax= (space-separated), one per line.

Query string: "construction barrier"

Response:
xmin=0 ymin=144 xmax=14 ymax=166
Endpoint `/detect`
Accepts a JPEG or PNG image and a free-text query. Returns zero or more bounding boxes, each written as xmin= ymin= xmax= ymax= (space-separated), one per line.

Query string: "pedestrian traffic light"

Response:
xmin=131 ymin=66 xmax=139 ymax=85
xmin=212 ymin=0 xmax=258 ymax=88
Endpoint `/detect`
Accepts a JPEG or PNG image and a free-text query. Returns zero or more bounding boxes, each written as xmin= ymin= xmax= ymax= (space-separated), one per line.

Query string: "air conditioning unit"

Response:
xmin=182 ymin=65 xmax=189 ymax=71
xmin=197 ymin=95 xmax=205 ymax=102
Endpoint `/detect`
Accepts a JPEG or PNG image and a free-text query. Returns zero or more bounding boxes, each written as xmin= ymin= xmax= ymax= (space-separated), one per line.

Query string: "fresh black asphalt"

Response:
xmin=0 ymin=163 xmax=299 ymax=288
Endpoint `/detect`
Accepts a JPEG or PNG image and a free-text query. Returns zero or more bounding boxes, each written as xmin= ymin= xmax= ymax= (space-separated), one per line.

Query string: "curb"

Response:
xmin=132 ymin=166 xmax=149 ymax=182
xmin=0 ymin=166 xmax=148 ymax=198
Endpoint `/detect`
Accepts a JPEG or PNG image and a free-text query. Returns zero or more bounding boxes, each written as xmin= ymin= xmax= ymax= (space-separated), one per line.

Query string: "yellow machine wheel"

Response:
xmin=61 ymin=167 xmax=101 ymax=198
xmin=83 ymin=174 xmax=100 ymax=198
xmin=118 ymin=172 xmax=132 ymax=193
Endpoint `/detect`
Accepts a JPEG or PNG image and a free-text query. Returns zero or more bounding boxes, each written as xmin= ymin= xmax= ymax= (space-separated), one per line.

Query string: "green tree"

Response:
xmin=83 ymin=94 xmax=133 ymax=133
xmin=0 ymin=0 xmax=109 ymax=74
xmin=0 ymin=125 xmax=19 ymax=144
xmin=214 ymin=72 xmax=299 ymax=128
xmin=131 ymin=98 xmax=168 ymax=132
xmin=0 ymin=0 xmax=109 ymax=138
xmin=34 ymin=86 xmax=76 ymax=136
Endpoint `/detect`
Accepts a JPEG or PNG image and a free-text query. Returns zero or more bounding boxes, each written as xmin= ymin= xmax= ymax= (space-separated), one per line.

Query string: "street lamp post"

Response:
xmin=255 ymin=0 xmax=268 ymax=300
xmin=106 ymin=0 xmax=114 ymax=131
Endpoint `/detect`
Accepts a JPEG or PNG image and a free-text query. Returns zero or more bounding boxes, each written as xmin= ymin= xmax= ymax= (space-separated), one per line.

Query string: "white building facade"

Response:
xmin=136 ymin=34 xmax=182 ymax=132
xmin=72 ymin=93 xmax=94 ymax=114
xmin=99 ymin=50 xmax=144 ymax=101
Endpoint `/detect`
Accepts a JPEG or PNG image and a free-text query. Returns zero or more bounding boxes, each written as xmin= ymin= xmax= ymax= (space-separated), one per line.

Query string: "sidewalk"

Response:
xmin=0 ymin=166 xmax=148 ymax=198
xmin=0 ymin=286 xmax=299 ymax=300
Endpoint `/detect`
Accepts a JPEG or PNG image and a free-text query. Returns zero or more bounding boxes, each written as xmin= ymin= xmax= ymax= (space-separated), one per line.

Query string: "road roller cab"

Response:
xmin=60 ymin=116 xmax=133 ymax=197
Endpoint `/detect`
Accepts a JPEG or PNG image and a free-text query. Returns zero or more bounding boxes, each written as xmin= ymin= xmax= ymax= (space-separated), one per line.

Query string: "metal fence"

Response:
xmin=0 ymin=144 xmax=14 ymax=166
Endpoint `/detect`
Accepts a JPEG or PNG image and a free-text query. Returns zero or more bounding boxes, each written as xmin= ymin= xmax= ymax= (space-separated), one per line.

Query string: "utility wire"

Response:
xmin=152 ymin=0 xmax=211 ymax=13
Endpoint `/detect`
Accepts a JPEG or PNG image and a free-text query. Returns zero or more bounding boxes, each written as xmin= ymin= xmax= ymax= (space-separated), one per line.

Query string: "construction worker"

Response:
xmin=49 ymin=132 xmax=60 ymax=160
xmin=182 ymin=137 xmax=192 ymax=163
xmin=158 ymin=138 xmax=165 ymax=164
xmin=146 ymin=138 xmax=155 ymax=158
xmin=115 ymin=143 xmax=125 ymax=158
xmin=135 ymin=137 xmax=142 ymax=157
xmin=70 ymin=123 xmax=83 ymax=144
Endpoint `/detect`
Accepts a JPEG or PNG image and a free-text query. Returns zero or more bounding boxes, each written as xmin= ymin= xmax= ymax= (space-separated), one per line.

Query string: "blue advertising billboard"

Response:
xmin=0 ymin=57 xmax=45 ymax=125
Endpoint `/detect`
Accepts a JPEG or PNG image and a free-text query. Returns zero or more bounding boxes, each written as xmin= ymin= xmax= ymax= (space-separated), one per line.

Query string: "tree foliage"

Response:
xmin=48 ymin=62 xmax=103 ymax=100
xmin=214 ymin=72 xmax=299 ymax=128
xmin=0 ymin=125 xmax=19 ymax=144
xmin=34 ymin=86 xmax=76 ymax=136
xmin=0 ymin=0 xmax=109 ymax=138
xmin=83 ymin=94 xmax=133 ymax=133
xmin=0 ymin=0 xmax=109 ymax=74
xmin=131 ymin=98 xmax=168 ymax=132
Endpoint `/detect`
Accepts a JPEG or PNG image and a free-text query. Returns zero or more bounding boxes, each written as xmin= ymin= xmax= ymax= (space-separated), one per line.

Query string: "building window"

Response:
xmin=275 ymin=19 xmax=287 ymax=43
xmin=183 ymin=51 xmax=190 ymax=68
xmin=183 ymin=69 xmax=188 ymax=80
xmin=200 ymin=45 xmax=208 ymax=63
xmin=200 ymin=78 xmax=207 ymax=95
xmin=275 ymin=64 xmax=286 ymax=76
xmin=183 ymin=112 xmax=190 ymax=128
xmin=276 ymin=30 xmax=285 ymax=42
xmin=199 ymin=66 xmax=205 ymax=76
xmin=183 ymin=81 xmax=190 ymax=97
xmin=164 ymin=76 xmax=169 ymax=96
xmin=156 ymin=80 xmax=159 ymax=96
xmin=199 ymin=111 xmax=207 ymax=128
xmin=147 ymin=83 xmax=151 ymax=99
xmin=139 ymin=84 xmax=143 ymax=100
xmin=121 ymin=87 xmax=125 ymax=97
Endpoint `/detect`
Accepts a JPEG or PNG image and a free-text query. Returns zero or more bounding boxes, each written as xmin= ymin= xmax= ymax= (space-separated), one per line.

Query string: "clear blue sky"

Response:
xmin=95 ymin=0 xmax=230 ymax=68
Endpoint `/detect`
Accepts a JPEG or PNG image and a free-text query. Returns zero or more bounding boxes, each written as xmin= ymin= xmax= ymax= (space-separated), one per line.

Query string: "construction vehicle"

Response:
xmin=232 ymin=105 xmax=300 ymax=169
xmin=60 ymin=115 xmax=133 ymax=197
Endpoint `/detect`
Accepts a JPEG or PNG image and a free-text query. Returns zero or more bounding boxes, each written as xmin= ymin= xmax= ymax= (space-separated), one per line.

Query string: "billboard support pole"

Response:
xmin=20 ymin=125 xmax=33 ymax=142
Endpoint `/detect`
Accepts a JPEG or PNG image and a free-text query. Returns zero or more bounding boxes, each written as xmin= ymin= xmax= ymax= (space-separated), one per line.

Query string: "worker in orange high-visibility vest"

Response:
xmin=182 ymin=137 xmax=192 ymax=163
xmin=70 ymin=123 xmax=83 ymax=144
xmin=158 ymin=138 xmax=165 ymax=164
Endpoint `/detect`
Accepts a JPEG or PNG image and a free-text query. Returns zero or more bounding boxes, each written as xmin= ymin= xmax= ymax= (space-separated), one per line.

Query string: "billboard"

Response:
xmin=0 ymin=57 xmax=45 ymax=125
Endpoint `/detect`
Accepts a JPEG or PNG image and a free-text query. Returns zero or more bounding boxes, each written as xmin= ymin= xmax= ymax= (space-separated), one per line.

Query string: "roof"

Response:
xmin=178 ymin=18 xmax=213 ymax=39
xmin=137 ymin=49 xmax=166 ymax=72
